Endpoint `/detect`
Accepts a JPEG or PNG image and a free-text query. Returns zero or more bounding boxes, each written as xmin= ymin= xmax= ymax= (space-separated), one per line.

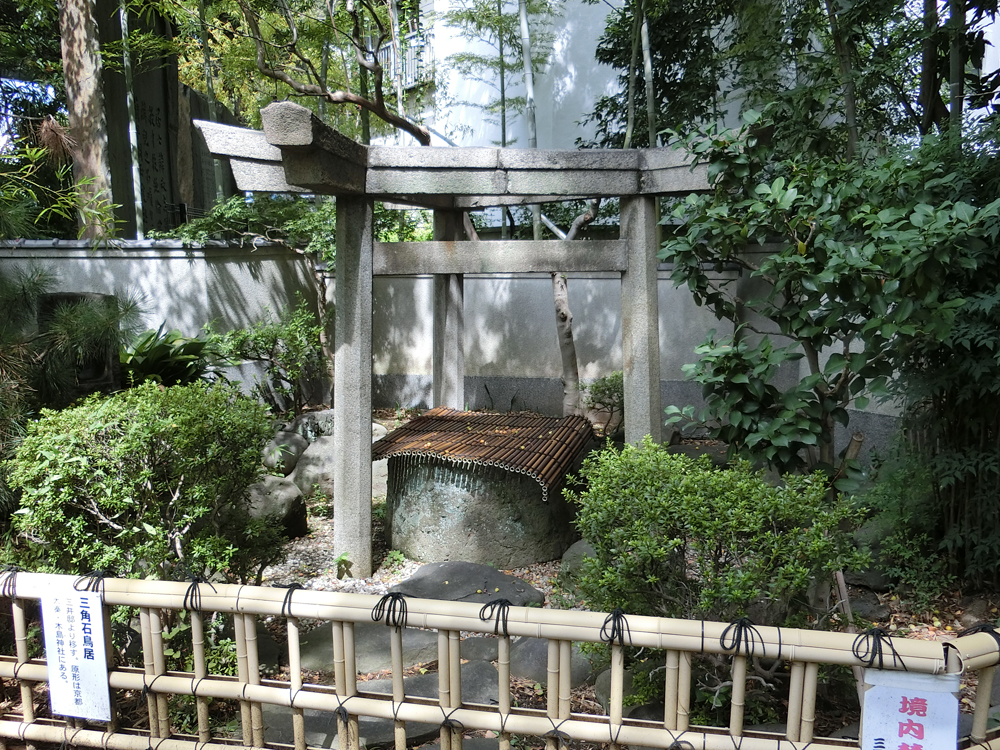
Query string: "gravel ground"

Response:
xmin=260 ymin=506 xmax=572 ymax=606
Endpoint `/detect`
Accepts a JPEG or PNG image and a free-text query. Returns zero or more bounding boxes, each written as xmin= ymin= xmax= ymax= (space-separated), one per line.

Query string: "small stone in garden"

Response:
xmin=509 ymin=636 xmax=594 ymax=687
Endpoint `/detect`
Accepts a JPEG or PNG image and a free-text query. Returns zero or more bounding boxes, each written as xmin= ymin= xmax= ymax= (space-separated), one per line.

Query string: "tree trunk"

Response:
xmin=640 ymin=9 xmax=656 ymax=146
xmin=823 ymin=0 xmax=858 ymax=159
xmin=59 ymin=0 xmax=112 ymax=239
xmin=918 ymin=0 xmax=938 ymax=134
xmin=552 ymin=272 xmax=582 ymax=416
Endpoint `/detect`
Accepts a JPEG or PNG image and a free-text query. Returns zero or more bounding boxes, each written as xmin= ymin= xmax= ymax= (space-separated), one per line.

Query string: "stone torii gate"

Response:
xmin=197 ymin=101 xmax=709 ymax=575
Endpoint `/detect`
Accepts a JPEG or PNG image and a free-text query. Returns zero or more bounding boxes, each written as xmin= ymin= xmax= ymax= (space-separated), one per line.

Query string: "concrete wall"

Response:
xmin=0 ymin=240 xmax=319 ymax=336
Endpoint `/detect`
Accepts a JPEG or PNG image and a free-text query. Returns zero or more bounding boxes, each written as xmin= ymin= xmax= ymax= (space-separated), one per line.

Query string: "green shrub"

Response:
xmin=121 ymin=325 xmax=229 ymax=387
xmin=856 ymin=448 xmax=955 ymax=611
xmin=4 ymin=381 xmax=283 ymax=583
xmin=566 ymin=437 xmax=866 ymax=623
xmin=585 ymin=371 xmax=624 ymax=436
xmin=216 ymin=297 xmax=327 ymax=415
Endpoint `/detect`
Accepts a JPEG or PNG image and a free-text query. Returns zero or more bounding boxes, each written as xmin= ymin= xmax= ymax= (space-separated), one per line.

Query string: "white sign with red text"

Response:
xmin=861 ymin=668 xmax=959 ymax=750
xmin=39 ymin=574 xmax=111 ymax=721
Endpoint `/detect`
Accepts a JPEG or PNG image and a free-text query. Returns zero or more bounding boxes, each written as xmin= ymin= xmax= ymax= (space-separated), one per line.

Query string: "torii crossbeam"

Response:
xmin=196 ymin=101 xmax=709 ymax=575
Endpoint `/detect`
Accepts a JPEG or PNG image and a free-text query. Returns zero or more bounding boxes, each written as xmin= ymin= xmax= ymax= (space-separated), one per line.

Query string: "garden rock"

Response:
xmin=264 ymin=430 xmax=309 ymax=474
xmin=290 ymin=436 xmax=336 ymax=500
xmin=248 ymin=475 xmax=308 ymax=538
xmin=959 ymin=596 xmax=992 ymax=628
xmin=390 ymin=561 xmax=545 ymax=607
xmin=461 ymin=636 xmax=500 ymax=662
xmin=849 ymin=588 xmax=890 ymax=622
xmin=560 ymin=539 xmax=594 ymax=581
xmin=844 ymin=517 xmax=894 ymax=592
xmin=509 ymin=636 xmax=593 ymax=687
xmin=286 ymin=409 xmax=336 ymax=441
xmin=594 ymin=668 xmax=634 ymax=713
xmin=298 ymin=621 xmax=438 ymax=674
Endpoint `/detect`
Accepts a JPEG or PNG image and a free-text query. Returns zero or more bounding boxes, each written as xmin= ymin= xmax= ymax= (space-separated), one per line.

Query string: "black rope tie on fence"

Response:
xmin=182 ymin=570 xmax=217 ymax=612
xmin=719 ymin=617 xmax=765 ymax=658
xmin=607 ymin=717 xmax=625 ymax=745
xmin=851 ymin=627 xmax=907 ymax=671
xmin=1 ymin=564 xmax=19 ymax=600
xmin=334 ymin=694 xmax=355 ymax=726
xmin=479 ymin=598 xmax=513 ymax=636
xmin=544 ymin=716 xmax=571 ymax=744
xmin=191 ymin=675 xmax=209 ymax=698
xmin=958 ymin=621 xmax=1000 ymax=650
xmin=440 ymin=706 xmax=465 ymax=732
xmin=141 ymin=674 xmax=164 ymax=700
xmin=74 ymin=569 xmax=107 ymax=600
xmin=600 ymin=608 xmax=632 ymax=647
xmin=372 ymin=592 xmax=408 ymax=629
xmin=391 ymin=699 xmax=405 ymax=723
xmin=277 ymin=582 xmax=304 ymax=618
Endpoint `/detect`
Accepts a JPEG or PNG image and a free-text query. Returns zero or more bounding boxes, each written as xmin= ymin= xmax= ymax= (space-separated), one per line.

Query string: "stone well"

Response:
xmin=373 ymin=408 xmax=594 ymax=568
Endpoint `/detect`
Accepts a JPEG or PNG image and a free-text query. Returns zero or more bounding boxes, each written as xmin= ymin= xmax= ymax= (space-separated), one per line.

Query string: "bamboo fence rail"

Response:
xmin=2 ymin=572 xmax=999 ymax=750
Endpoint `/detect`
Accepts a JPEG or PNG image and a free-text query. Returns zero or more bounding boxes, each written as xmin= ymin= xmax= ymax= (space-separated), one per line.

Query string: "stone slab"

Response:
xmin=229 ymin=159 xmax=308 ymax=193
xmin=390 ymin=561 xmax=545 ymax=607
xmin=368 ymin=146 xmax=499 ymax=169
xmin=373 ymin=240 xmax=628 ymax=275
xmin=193 ymin=120 xmax=282 ymax=161
xmin=498 ymin=149 xmax=639 ymax=170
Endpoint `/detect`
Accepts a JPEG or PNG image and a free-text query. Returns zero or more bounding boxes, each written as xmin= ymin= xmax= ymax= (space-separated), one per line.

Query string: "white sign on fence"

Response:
xmin=39 ymin=575 xmax=111 ymax=721
xmin=861 ymin=668 xmax=959 ymax=750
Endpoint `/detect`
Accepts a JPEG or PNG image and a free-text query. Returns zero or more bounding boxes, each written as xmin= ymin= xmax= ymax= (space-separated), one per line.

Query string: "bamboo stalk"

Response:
xmin=972 ymin=664 xmax=996 ymax=742
xmin=449 ymin=629 xmax=462 ymax=750
xmin=12 ymin=597 xmax=35 ymax=725
xmin=189 ymin=610 xmax=210 ymax=742
xmin=786 ymin=661 xmax=805 ymax=742
xmin=729 ymin=655 xmax=746 ymax=737
xmin=138 ymin=608 xmax=158 ymax=738
xmin=800 ymin=662 xmax=819 ymax=743
xmin=663 ymin=649 xmax=679 ymax=731
xmin=498 ymin=636 xmax=511 ymax=750
xmin=332 ymin=621 xmax=347 ymax=693
xmin=287 ymin=617 xmax=306 ymax=750
xmin=438 ymin=630 xmax=452 ymax=750
xmin=344 ymin=620 xmax=359 ymax=750
xmin=677 ymin=651 xmax=691 ymax=731
xmin=147 ymin=608 xmax=170 ymax=738
xmin=243 ymin=614 xmax=264 ymax=747
xmin=558 ymin=640 xmax=571 ymax=750
xmin=545 ymin=639 xmax=558 ymax=750
xmin=234 ymin=611 xmax=252 ymax=747
xmin=391 ymin=626 xmax=406 ymax=750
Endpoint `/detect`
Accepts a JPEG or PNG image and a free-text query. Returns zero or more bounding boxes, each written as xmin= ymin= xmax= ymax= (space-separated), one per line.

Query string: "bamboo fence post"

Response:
xmin=608 ymin=641 xmax=624 ymax=750
xmin=663 ymin=649 xmax=679 ymax=731
xmin=390 ymin=626 xmax=406 ymax=750
xmin=438 ymin=630 xmax=452 ymax=750
xmin=800 ymin=662 xmax=819 ymax=743
xmin=12 ymin=597 xmax=35 ymax=725
xmin=287 ymin=617 xmax=306 ymax=750
xmin=344 ymin=621 xmax=360 ymax=750
xmin=677 ymin=650 xmax=691 ymax=731
xmin=148 ymin=607 xmax=171 ymax=738
xmin=729 ymin=655 xmax=747 ymax=737
xmin=558 ymin=640 xmax=571 ymax=750
xmin=497 ymin=636 xmax=511 ymax=750
xmin=973 ymin=664 xmax=996 ymax=742
xmin=785 ymin=661 xmax=805 ymax=743
xmin=190 ymin=610 xmax=210 ymax=742
xmin=234 ymin=610 xmax=252 ymax=747
xmin=101 ymin=602 xmax=119 ymax=734
xmin=243 ymin=613 xmax=264 ymax=747
xmin=545 ymin=639 xmax=559 ymax=750
xmin=138 ymin=608 xmax=159 ymax=738
xmin=449 ymin=629 xmax=463 ymax=750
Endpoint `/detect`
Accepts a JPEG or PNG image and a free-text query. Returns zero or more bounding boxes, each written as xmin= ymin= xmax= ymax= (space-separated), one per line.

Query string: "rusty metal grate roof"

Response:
xmin=371 ymin=407 xmax=595 ymax=501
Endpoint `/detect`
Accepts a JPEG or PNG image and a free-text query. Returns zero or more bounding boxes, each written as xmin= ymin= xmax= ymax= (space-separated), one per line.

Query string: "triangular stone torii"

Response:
xmin=196 ymin=101 xmax=710 ymax=576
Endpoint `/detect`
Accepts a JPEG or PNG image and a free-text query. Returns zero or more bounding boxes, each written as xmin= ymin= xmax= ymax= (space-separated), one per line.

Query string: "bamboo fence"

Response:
xmin=2 ymin=572 xmax=999 ymax=750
